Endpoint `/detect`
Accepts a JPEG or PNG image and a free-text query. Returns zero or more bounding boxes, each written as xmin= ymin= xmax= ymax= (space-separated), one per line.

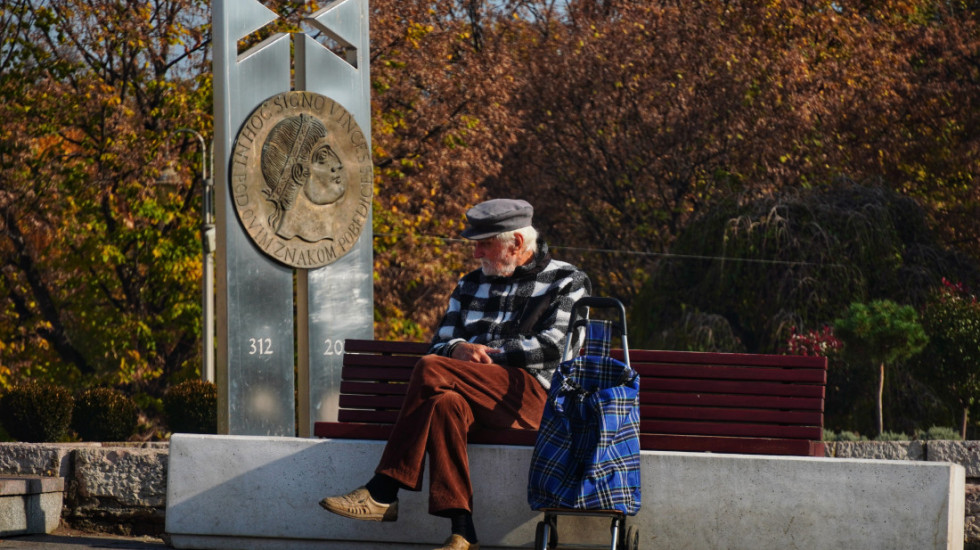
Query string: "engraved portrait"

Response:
xmin=230 ymin=91 xmax=373 ymax=269
xmin=261 ymin=114 xmax=347 ymax=241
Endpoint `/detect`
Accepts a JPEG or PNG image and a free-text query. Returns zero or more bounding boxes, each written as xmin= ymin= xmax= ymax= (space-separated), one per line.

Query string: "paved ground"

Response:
xmin=0 ymin=527 xmax=167 ymax=549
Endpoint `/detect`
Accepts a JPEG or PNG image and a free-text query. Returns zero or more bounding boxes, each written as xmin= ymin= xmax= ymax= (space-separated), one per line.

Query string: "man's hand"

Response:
xmin=451 ymin=342 xmax=501 ymax=364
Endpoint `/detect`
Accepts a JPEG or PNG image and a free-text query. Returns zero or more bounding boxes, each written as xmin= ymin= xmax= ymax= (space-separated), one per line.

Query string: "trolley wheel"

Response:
xmin=623 ymin=524 xmax=639 ymax=550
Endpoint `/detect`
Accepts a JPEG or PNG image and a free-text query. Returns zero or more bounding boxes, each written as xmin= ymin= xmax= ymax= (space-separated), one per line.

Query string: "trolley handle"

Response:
xmin=565 ymin=297 xmax=630 ymax=366
xmin=569 ymin=297 xmax=628 ymax=338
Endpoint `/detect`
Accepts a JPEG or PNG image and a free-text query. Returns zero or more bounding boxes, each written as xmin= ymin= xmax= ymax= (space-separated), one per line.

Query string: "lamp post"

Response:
xmin=158 ymin=129 xmax=215 ymax=383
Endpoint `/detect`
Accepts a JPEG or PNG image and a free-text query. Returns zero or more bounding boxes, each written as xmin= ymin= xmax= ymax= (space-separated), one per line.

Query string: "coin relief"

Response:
xmin=230 ymin=91 xmax=373 ymax=268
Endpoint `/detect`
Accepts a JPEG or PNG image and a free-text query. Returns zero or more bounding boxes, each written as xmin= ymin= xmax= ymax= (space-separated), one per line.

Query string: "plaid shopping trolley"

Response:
xmin=527 ymin=297 xmax=642 ymax=550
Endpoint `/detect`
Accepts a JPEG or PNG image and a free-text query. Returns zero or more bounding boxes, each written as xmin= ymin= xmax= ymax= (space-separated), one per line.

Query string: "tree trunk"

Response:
xmin=962 ymin=407 xmax=969 ymax=441
xmin=877 ymin=362 xmax=885 ymax=438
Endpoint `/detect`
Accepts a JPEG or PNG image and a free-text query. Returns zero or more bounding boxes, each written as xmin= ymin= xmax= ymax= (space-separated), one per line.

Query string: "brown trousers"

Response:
xmin=375 ymin=354 xmax=547 ymax=515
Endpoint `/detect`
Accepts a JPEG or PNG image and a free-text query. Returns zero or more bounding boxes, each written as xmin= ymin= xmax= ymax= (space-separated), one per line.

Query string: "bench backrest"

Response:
xmin=315 ymin=339 xmax=827 ymax=456
xmin=329 ymin=339 xmax=427 ymax=438
xmin=625 ymin=349 xmax=826 ymax=456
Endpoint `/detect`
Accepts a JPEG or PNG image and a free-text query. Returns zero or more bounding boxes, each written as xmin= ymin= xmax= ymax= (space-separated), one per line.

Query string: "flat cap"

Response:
xmin=461 ymin=199 xmax=534 ymax=240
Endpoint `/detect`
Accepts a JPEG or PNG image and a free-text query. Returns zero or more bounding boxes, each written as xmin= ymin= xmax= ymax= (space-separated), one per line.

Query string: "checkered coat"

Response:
xmin=428 ymin=247 xmax=591 ymax=389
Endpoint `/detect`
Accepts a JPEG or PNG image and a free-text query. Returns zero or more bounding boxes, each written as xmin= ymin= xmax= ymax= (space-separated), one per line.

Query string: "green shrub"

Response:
xmin=824 ymin=430 xmax=868 ymax=442
xmin=875 ymin=430 xmax=909 ymax=441
xmin=72 ymin=387 xmax=139 ymax=442
xmin=915 ymin=426 xmax=962 ymax=441
xmin=0 ymin=382 xmax=74 ymax=442
xmin=164 ymin=380 xmax=217 ymax=434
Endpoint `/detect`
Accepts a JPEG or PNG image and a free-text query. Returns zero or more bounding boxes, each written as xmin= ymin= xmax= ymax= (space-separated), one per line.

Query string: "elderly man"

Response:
xmin=320 ymin=198 xmax=591 ymax=550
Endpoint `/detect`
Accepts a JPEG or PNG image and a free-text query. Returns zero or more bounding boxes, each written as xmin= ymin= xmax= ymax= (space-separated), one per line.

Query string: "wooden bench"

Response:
xmin=314 ymin=339 xmax=827 ymax=456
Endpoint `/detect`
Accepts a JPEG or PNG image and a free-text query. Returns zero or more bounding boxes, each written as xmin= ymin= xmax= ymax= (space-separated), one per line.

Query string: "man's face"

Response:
xmin=473 ymin=237 xmax=520 ymax=277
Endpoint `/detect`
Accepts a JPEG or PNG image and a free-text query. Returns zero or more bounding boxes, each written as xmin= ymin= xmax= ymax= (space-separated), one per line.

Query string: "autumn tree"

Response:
xmin=0 ymin=0 xmax=211 ymax=392
xmin=488 ymin=0 xmax=980 ymax=305
xmin=2 ymin=0 xmax=978 ymax=417
xmin=369 ymin=0 xmax=524 ymax=339
xmin=0 ymin=1 xmax=47 ymax=386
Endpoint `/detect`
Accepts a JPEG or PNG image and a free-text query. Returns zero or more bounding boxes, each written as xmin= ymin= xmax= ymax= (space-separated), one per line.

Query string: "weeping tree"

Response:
xmin=632 ymin=184 xmax=980 ymax=355
xmin=834 ymin=300 xmax=929 ymax=438
xmin=630 ymin=183 xmax=977 ymax=434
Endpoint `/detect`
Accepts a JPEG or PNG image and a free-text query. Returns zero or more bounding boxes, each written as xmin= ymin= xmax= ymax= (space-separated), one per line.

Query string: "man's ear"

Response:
xmin=512 ymin=232 xmax=525 ymax=252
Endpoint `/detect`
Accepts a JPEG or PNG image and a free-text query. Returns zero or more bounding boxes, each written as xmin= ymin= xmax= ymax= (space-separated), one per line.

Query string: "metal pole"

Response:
xmin=174 ymin=128 xmax=215 ymax=383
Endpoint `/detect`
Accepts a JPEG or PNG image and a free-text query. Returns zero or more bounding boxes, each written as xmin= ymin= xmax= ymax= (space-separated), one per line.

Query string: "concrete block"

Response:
xmin=166 ymin=434 xmax=965 ymax=549
xmin=0 ymin=475 xmax=64 ymax=536
xmin=651 ymin=453 xmax=963 ymax=550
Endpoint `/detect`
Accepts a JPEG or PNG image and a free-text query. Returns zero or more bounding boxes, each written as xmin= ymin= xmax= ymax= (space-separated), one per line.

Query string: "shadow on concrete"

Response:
xmin=0 ymin=531 xmax=166 ymax=549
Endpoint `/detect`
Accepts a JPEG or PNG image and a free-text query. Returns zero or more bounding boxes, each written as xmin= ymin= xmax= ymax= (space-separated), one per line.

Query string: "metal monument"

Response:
xmin=213 ymin=0 xmax=373 ymax=436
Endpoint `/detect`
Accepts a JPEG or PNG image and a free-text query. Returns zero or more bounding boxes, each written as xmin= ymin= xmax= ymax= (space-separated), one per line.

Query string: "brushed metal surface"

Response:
xmin=214 ymin=0 xmax=295 ymax=436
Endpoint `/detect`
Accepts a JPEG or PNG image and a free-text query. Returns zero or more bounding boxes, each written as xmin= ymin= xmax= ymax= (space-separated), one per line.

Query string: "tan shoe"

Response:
xmin=433 ymin=534 xmax=479 ymax=550
xmin=319 ymin=486 xmax=398 ymax=522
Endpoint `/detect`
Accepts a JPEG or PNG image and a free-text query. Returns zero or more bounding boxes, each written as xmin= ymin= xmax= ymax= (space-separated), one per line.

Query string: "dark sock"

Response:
xmin=448 ymin=509 xmax=477 ymax=543
xmin=365 ymin=474 xmax=399 ymax=504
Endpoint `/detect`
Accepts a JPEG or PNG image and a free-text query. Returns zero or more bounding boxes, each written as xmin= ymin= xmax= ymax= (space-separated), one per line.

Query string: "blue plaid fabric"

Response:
xmin=527 ymin=320 xmax=641 ymax=515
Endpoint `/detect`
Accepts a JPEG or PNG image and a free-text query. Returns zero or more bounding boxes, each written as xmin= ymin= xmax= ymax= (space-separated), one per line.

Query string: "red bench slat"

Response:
xmin=343 ymin=354 xmax=421 ymax=369
xmin=643 ymin=405 xmax=823 ymax=426
xmin=316 ymin=422 xmax=392 ymax=440
xmin=338 ymin=394 xmax=406 ymax=410
xmin=338 ymin=409 xmax=401 ymax=424
xmin=643 ymin=377 xmax=825 ymax=398
xmin=641 ymin=391 xmax=824 ymax=411
xmin=642 ymin=434 xmax=824 ymax=456
xmin=633 ymin=363 xmax=827 ymax=384
xmin=339 ymin=381 xmax=410 ymax=396
xmin=645 ymin=420 xmax=822 ymax=440
xmin=624 ymin=349 xmax=827 ymax=369
xmin=339 ymin=365 xmax=414 ymax=382
xmin=344 ymin=339 xmax=430 ymax=354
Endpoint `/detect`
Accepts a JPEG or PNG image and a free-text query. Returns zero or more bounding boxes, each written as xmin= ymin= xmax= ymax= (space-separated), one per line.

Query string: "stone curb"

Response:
xmin=3 ymin=440 xmax=980 ymax=541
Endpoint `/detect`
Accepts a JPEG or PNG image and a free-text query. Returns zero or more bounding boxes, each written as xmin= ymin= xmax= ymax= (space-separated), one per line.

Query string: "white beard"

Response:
xmin=481 ymin=257 xmax=518 ymax=277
